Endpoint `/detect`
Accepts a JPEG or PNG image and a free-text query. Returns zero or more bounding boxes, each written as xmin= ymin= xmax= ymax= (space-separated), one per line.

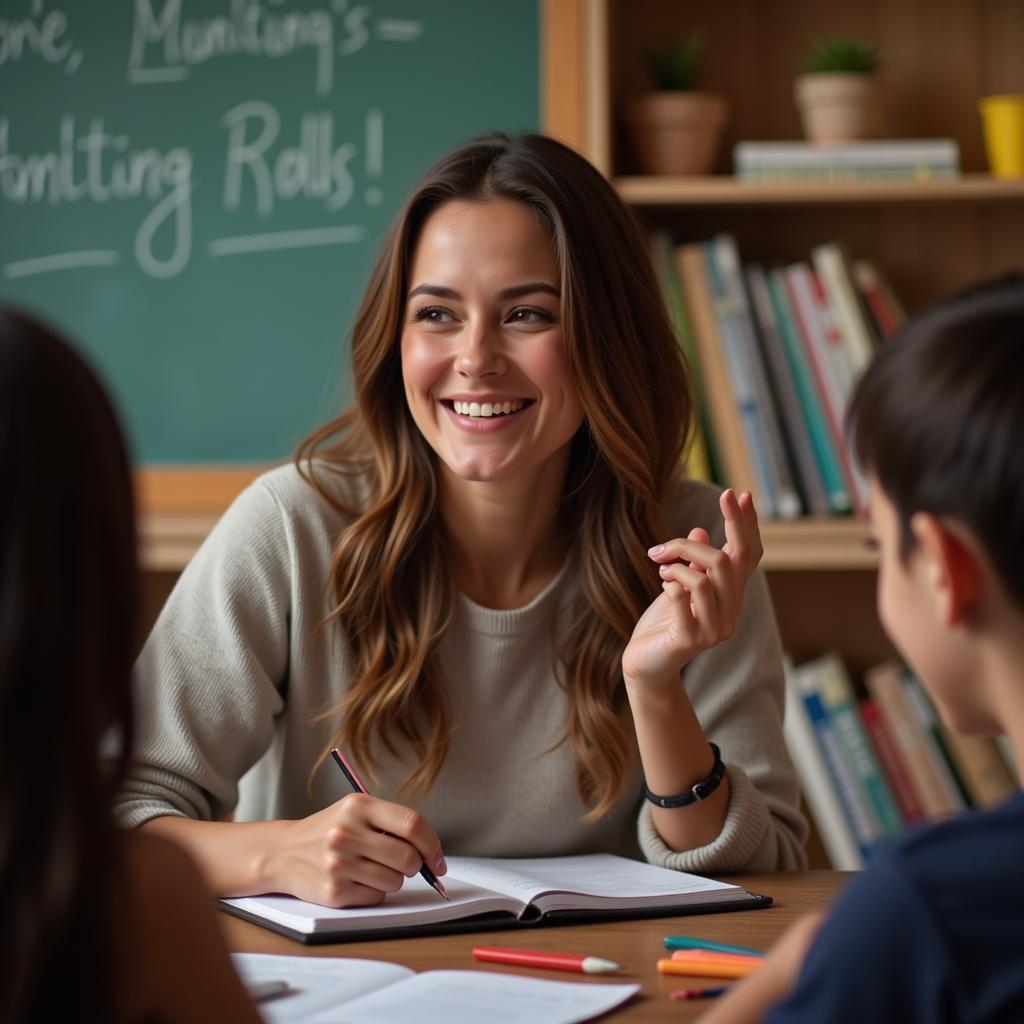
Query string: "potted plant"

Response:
xmin=795 ymin=36 xmax=881 ymax=144
xmin=624 ymin=32 xmax=729 ymax=175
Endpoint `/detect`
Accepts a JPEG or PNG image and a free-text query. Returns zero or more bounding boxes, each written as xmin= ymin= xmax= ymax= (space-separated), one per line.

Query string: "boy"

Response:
xmin=703 ymin=273 xmax=1024 ymax=1023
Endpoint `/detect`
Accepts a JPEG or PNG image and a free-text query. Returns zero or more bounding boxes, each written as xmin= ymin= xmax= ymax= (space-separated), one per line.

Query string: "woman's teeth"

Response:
xmin=452 ymin=400 xmax=524 ymax=418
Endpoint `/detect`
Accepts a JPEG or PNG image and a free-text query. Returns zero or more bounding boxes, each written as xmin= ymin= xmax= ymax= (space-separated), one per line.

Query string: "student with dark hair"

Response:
xmin=0 ymin=308 xmax=261 ymax=1023
xmin=117 ymin=132 xmax=807 ymax=907
xmin=703 ymin=272 xmax=1024 ymax=1024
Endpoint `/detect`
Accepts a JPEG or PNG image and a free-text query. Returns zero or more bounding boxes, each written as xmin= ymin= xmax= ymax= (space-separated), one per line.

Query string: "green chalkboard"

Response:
xmin=0 ymin=0 xmax=538 ymax=461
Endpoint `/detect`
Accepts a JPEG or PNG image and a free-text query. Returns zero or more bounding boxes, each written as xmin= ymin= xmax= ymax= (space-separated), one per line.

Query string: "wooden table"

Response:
xmin=225 ymin=871 xmax=849 ymax=1021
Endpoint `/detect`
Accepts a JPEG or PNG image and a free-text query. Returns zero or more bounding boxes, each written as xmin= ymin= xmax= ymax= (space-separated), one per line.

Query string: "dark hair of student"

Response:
xmin=0 ymin=307 xmax=138 ymax=1021
xmin=848 ymin=272 xmax=1024 ymax=608
xmin=297 ymin=132 xmax=692 ymax=816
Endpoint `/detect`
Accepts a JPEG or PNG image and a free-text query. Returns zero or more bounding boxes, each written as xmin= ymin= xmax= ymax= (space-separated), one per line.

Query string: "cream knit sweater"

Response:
xmin=117 ymin=464 xmax=807 ymax=872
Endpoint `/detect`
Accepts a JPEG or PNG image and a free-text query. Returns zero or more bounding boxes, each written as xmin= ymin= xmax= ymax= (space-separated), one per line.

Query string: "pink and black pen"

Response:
xmin=330 ymin=746 xmax=449 ymax=901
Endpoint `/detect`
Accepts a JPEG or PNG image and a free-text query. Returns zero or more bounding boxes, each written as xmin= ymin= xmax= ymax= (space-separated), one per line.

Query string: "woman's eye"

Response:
xmin=507 ymin=306 xmax=552 ymax=325
xmin=412 ymin=306 xmax=454 ymax=324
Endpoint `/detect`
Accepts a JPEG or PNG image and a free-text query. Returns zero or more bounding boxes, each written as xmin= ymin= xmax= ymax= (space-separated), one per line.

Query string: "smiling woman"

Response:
xmin=117 ymin=134 xmax=807 ymax=908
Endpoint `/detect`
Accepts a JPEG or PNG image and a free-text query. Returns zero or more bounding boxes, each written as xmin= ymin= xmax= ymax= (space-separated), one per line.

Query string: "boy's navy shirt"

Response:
xmin=770 ymin=789 xmax=1024 ymax=1023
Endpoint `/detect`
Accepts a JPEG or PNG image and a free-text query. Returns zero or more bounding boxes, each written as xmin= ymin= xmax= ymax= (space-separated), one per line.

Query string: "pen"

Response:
xmin=664 ymin=936 xmax=764 ymax=957
xmin=670 ymin=986 xmax=729 ymax=1001
xmin=330 ymin=747 xmax=448 ymax=901
xmin=473 ymin=946 xmax=621 ymax=974
xmin=657 ymin=957 xmax=760 ymax=979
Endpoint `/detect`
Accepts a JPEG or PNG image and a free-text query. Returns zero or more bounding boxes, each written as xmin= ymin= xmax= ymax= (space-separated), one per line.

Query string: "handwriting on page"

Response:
xmin=0 ymin=0 xmax=421 ymax=279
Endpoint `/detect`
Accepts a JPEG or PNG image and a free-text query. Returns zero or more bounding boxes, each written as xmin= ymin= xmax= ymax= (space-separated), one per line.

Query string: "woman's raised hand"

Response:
xmin=622 ymin=489 xmax=763 ymax=689
xmin=267 ymin=794 xmax=446 ymax=908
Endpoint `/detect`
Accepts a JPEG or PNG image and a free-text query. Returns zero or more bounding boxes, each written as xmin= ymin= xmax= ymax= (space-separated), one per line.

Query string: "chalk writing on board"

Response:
xmin=126 ymin=0 xmax=423 ymax=95
xmin=1 ymin=0 xmax=414 ymax=280
xmin=0 ymin=0 xmax=83 ymax=75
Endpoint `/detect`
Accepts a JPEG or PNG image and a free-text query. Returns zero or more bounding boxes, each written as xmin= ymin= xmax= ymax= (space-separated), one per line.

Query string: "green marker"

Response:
xmin=663 ymin=936 xmax=765 ymax=957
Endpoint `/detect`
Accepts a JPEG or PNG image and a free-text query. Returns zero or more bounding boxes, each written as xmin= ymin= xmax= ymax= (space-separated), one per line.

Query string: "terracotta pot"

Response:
xmin=625 ymin=92 xmax=729 ymax=175
xmin=794 ymin=73 xmax=878 ymax=143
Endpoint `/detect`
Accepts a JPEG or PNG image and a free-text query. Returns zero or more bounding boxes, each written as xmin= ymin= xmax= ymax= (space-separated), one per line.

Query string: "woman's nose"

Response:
xmin=455 ymin=322 xmax=505 ymax=378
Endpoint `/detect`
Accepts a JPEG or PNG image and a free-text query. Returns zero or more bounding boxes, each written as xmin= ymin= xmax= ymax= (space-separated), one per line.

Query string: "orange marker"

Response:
xmin=670 ymin=949 xmax=764 ymax=967
xmin=657 ymin=957 xmax=760 ymax=979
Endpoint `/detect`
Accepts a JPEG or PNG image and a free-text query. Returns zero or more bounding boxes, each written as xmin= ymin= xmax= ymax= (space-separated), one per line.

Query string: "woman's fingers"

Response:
xmin=721 ymin=488 xmax=764 ymax=577
xmin=658 ymin=562 xmax=724 ymax=646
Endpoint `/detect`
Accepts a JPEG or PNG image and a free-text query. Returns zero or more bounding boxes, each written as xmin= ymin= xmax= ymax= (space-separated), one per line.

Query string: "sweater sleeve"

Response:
xmin=637 ymin=568 xmax=809 ymax=871
xmin=115 ymin=478 xmax=294 ymax=828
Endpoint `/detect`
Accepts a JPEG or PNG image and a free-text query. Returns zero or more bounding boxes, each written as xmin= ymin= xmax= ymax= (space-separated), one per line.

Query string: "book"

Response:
xmin=220 ymin=853 xmax=772 ymax=944
xmin=815 ymin=653 xmax=905 ymax=840
xmin=901 ymin=674 xmax=970 ymax=811
xmin=676 ymin=244 xmax=760 ymax=500
xmin=709 ymin=235 xmax=803 ymax=519
xmin=860 ymin=696 xmax=926 ymax=826
xmin=783 ymin=658 xmax=862 ymax=869
xmin=863 ymin=662 xmax=958 ymax=820
xmin=650 ymin=231 xmax=712 ymax=481
xmin=733 ymin=139 xmax=961 ymax=183
xmin=766 ymin=268 xmax=852 ymax=514
xmin=745 ymin=264 xmax=829 ymax=516
xmin=232 ymin=952 xmax=639 ymax=1024
xmin=811 ymin=243 xmax=876 ymax=372
xmin=795 ymin=659 xmax=881 ymax=858
xmin=852 ymin=258 xmax=906 ymax=340
xmin=942 ymin=731 xmax=1019 ymax=809
xmin=784 ymin=263 xmax=868 ymax=514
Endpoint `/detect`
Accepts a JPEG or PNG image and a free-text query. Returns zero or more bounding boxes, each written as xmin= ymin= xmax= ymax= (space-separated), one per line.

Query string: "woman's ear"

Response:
xmin=909 ymin=512 xmax=981 ymax=627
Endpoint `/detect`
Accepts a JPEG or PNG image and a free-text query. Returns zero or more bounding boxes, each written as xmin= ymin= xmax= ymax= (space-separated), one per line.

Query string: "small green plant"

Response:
xmin=647 ymin=31 xmax=706 ymax=91
xmin=803 ymin=36 xmax=880 ymax=74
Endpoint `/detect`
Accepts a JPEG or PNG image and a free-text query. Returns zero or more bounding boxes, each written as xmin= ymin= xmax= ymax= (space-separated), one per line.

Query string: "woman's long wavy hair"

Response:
xmin=0 ymin=308 xmax=137 ymax=1020
xmin=298 ymin=134 xmax=692 ymax=817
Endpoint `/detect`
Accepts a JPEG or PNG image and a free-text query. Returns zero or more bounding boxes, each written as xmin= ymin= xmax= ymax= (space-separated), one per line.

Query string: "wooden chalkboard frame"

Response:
xmin=139 ymin=0 xmax=584 ymax=569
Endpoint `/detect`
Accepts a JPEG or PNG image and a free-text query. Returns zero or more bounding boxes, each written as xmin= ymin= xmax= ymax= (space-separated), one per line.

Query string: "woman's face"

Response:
xmin=400 ymin=198 xmax=583 ymax=485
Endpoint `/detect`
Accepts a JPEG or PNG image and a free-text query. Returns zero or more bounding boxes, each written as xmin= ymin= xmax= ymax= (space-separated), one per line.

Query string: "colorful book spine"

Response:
xmin=796 ymin=661 xmax=882 ymax=856
xmin=811 ymin=243 xmax=876 ymax=372
xmin=860 ymin=696 xmax=926 ymax=826
xmin=864 ymin=662 xmax=957 ymax=820
xmin=766 ymin=269 xmax=852 ymax=514
xmin=815 ymin=654 xmax=905 ymax=840
xmin=941 ymin=731 xmax=1018 ymax=809
xmin=709 ymin=236 xmax=802 ymax=519
xmin=702 ymin=243 xmax=779 ymax=519
xmin=900 ymin=674 xmax=969 ymax=813
xmin=785 ymin=264 xmax=868 ymax=514
xmin=783 ymin=660 xmax=863 ymax=870
xmin=852 ymin=258 xmax=906 ymax=339
xmin=651 ymin=232 xmax=712 ymax=482
xmin=676 ymin=245 xmax=758 ymax=497
xmin=745 ymin=264 xmax=829 ymax=516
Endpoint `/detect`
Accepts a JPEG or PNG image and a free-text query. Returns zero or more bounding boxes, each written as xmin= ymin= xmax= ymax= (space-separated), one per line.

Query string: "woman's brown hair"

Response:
xmin=0 ymin=307 xmax=138 ymax=1020
xmin=298 ymin=133 xmax=692 ymax=816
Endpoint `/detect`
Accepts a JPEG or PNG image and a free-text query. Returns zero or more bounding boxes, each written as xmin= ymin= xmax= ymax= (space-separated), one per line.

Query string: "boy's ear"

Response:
xmin=909 ymin=512 xmax=981 ymax=626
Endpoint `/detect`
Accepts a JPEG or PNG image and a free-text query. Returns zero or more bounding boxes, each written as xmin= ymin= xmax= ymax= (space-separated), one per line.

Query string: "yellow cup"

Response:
xmin=979 ymin=94 xmax=1024 ymax=179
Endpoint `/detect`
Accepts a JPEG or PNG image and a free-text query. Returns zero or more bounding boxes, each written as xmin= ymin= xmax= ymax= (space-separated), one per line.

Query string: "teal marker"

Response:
xmin=663 ymin=936 xmax=765 ymax=958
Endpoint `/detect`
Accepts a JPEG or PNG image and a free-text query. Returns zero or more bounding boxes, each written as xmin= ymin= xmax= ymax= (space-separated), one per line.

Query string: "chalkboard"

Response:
xmin=0 ymin=0 xmax=539 ymax=461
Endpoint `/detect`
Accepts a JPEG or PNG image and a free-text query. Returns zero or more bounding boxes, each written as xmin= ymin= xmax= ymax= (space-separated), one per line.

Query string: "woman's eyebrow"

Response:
xmin=407 ymin=282 xmax=561 ymax=301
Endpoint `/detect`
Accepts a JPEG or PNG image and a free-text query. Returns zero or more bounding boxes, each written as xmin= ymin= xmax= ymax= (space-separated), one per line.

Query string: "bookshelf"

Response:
xmin=580 ymin=0 xmax=1024 ymax=864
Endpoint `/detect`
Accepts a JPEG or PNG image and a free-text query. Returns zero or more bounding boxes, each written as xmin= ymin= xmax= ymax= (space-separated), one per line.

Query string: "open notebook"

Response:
xmin=233 ymin=952 xmax=639 ymax=1024
xmin=221 ymin=853 xmax=771 ymax=944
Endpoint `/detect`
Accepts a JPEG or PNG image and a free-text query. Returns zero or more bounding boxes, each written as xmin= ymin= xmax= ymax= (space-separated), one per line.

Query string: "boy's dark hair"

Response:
xmin=848 ymin=272 xmax=1024 ymax=609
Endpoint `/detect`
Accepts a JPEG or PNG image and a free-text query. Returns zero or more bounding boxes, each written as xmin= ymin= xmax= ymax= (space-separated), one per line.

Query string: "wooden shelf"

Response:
xmin=616 ymin=173 xmax=1024 ymax=207
xmin=140 ymin=512 xmax=875 ymax=573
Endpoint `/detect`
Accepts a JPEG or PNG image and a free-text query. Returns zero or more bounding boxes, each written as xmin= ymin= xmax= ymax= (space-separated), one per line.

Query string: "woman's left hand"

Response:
xmin=622 ymin=489 xmax=763 ymax=689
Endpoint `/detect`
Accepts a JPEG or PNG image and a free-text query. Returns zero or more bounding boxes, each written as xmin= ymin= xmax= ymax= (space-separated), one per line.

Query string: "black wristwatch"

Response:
xmin=642 ymin=742 xmax=726 ymax=808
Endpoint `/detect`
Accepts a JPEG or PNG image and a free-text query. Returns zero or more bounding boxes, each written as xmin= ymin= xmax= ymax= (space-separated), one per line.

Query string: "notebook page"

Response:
xmin=447 ymin=853 xmax=742 ymax=912
xmin=223 ymin=873 xmax=520 ymax=935
xmin=232 ymin=954 xmax=412 ymax=1023
xmin=317 ymin=969 xmax=639 ymax=1024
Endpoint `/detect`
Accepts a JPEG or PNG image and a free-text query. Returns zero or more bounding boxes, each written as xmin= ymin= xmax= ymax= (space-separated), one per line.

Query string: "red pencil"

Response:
xmin=473 ymin=946 xmax=621 ymax=974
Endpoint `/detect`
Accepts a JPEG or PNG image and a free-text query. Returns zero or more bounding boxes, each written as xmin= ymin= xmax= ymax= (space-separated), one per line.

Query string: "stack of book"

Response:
xmin=733 ymin=139 xmax=961 ymax=184
xmin=784 ymin=653 xmax=1019 ymax=870
xmin=653 ymin=232 xmax=907 ymax=520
